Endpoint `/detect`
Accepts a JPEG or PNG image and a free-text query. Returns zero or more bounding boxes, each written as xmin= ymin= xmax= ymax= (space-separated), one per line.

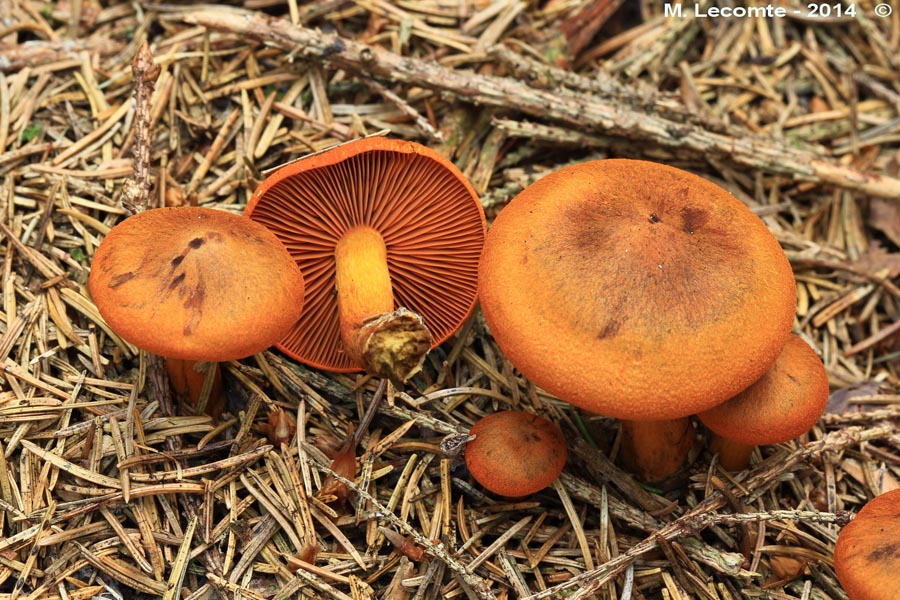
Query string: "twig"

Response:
xmin=523 ymin=424 xmax=894 ymax=600
xmin=687 ymin=509 xmax=849 ymax=527
xmin=307 ymin=455 xmax=497 ymax=600
xmin=178 ymin=7 xmax=900 ymax=198
xmin=121 ymin=41 xmax=160 ymax=213
xmin=366 ymin=80 xmax=442 ymax=143
xmin=0 ymin=38 xmax=123 ymax=73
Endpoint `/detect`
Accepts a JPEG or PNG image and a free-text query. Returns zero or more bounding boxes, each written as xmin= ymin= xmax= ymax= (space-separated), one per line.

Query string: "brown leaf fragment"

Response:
xmin=867 ymin=198 xmax=900 ymax=248
xmin=858 ymin=241 xmax=900 ymax=278
xmin=825 ymin=381 xmax=891 ymax=414
xmin=266 ymin=408 xmax=296 ymax=447
xmin=766 ymin=555 xmax=807 ymax=584
xmin=378 ymin=527 xmax=426 ymax=562
xmin=840 ymin=457 xmax=900 ymax=494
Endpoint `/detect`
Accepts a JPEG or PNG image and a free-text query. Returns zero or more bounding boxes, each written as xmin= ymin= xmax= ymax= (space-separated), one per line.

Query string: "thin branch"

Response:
xmin=177 ymin=7 xmax=900 ymax=198
xmin=306 ymin=454 xmax=497 ymax=600
xmin=121 ymin=41 xmax=161 ymax=213
xmin=524 ymin=423 xmax=894 ymax=600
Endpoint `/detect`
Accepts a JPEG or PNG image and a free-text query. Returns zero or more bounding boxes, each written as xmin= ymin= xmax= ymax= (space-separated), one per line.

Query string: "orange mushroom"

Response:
xmin=478 ymin=159 xmax=796 ymax=483
xmin=464 ymin=410 xmax=567 ymax=497
xmin=88 ymin=207 xmax=305 ymax=416
xmin=697 ymin=334 xmax=829 ymax=471
xmin=245 ymin=136 xmax=485 ymax=384
xmin=834 ymin=489 xmax=900 ymax=600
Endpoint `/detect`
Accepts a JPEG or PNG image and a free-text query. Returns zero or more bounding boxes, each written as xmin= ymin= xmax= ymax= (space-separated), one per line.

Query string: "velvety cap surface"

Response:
xmin=834 ymin=489 xmax=900 ymax=600
xmin=698 ymin=334 xmax=829 ymax=445
xmin=89 ymin=207 xmax=305 ymax=361
xmin=479 ymin=159 xmax=796 ymax=420
xmin=464 ymin=410 xmax=567 ymax=497
xmin=245 ymin=136 xmax=485 ymax=372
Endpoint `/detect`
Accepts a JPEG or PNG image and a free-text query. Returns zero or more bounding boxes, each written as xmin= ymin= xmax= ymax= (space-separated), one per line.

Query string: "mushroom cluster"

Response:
xmin=89 ymin=206 xmax=305 ymax=416
xmin=478 ymin=158 xmax=804 ymax=482
xmin=246 ymin=136 xmax=486 ymax=384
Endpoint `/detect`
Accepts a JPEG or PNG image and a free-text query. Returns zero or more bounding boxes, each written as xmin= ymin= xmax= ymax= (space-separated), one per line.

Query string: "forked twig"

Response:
xmin=120 ymin=41 xmax=161 ymax=213
xmin=525 ymin=424 xmax=893 ymax=600
xmin=177 ymin=7 xmax=900 ymax=199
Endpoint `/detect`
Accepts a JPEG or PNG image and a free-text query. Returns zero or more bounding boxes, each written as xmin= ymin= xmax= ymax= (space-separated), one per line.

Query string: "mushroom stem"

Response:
xmin=707 ymin=434 xmax=755 ymax=472
xmin=166 ymin=359 xmax=224 ymax=418
xmin=618 ymin=418 xmax=697 ymax=484
xmin=335 ymin=225 xmax=432 ymax=383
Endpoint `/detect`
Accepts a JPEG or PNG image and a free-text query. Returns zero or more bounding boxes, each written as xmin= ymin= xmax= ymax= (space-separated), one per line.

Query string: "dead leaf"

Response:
xmin=840 ymin=457 xmax=900 ymax=495
xmin=825 ymin=381 xmax=891 ymax=414
xmin=768 ymin=555 xmax=807 ymax=582
xmin=867 ymin=198 xmax=900 ymax=248
xmin=858 ymin=241 xmax=900 ymax=278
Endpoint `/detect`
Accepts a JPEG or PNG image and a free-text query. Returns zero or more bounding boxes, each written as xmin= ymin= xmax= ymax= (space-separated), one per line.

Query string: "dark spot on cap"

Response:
xmin=681 ymin=207 xmax=709 ymax=235
xmin=182 ymin=285 xmax=206 ymax=336
xmin=109 ymin=271 xmax=136 ymax=288
xmin=524 ymin=431 xmax=542 ymax=443
xmin=868 ymin=541 xmax=900 ymax=562
xmin=649 ymin=213 xmax=661 ymax=223
xmin=189 ymin=237 xmax=205 ymax=249
xmin=171 ymin=255 xmax=185 ymax=268
xmin=169 ymin=273 xmax=186 ymax=289
xmin=597 ymin=318 xmax=624 ymax=339
xmin=551 ymin=188 xmax=751 ymax=337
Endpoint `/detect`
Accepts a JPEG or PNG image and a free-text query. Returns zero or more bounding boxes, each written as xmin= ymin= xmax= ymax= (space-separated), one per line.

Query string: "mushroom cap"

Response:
xmin=464 ymin=411 xmax=567 ymax=497
xmin=245 ymin=136 xmax=486 ymax=372
xmin=697 ymin=334 xmax=829 ymax=445
xmin=88 ymin=207 xmax=305 ymax=362
xmin=479 ymin=159 xmax=796 ymax=421
xmin=834 ymin=489 xmax=900 ymax=600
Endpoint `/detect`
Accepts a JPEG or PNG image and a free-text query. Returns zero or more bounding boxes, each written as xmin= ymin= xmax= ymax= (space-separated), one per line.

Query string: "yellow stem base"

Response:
xmin=355 ymin=307 xmax=432 ymax=384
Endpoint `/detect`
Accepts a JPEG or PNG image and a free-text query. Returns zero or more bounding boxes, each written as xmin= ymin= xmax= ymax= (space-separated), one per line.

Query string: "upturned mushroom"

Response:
xmin=697 ymin=334 xmax=829 ymax=471
xmin=245 ymin=136 xmax=485 ymax=384
xmin=834 ymin=489 xmax=900 ymax=600
xmin=478 ymin=159 xmax=796 ymax=483
xmin=464 ymin=411 xmax=567 ymax=497
xmin=88 ymin=207 xmax=305 ymax=416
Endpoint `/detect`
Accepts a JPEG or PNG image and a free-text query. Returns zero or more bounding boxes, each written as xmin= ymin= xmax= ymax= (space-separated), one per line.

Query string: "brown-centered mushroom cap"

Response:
xmin=698 ymin=334 xmax=829 ymax=446
xmin=245 ymin=136 xmax=485 ymax=372
xmin=834 ymin=489 xmax=900 ymax=600
xmin=478 ymin=159 xmax=796 ymax=421
xmin=464 ymin=411 xmax=567 ymax=497
xmin=88 ymin=207 xmax=305 ymax=362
